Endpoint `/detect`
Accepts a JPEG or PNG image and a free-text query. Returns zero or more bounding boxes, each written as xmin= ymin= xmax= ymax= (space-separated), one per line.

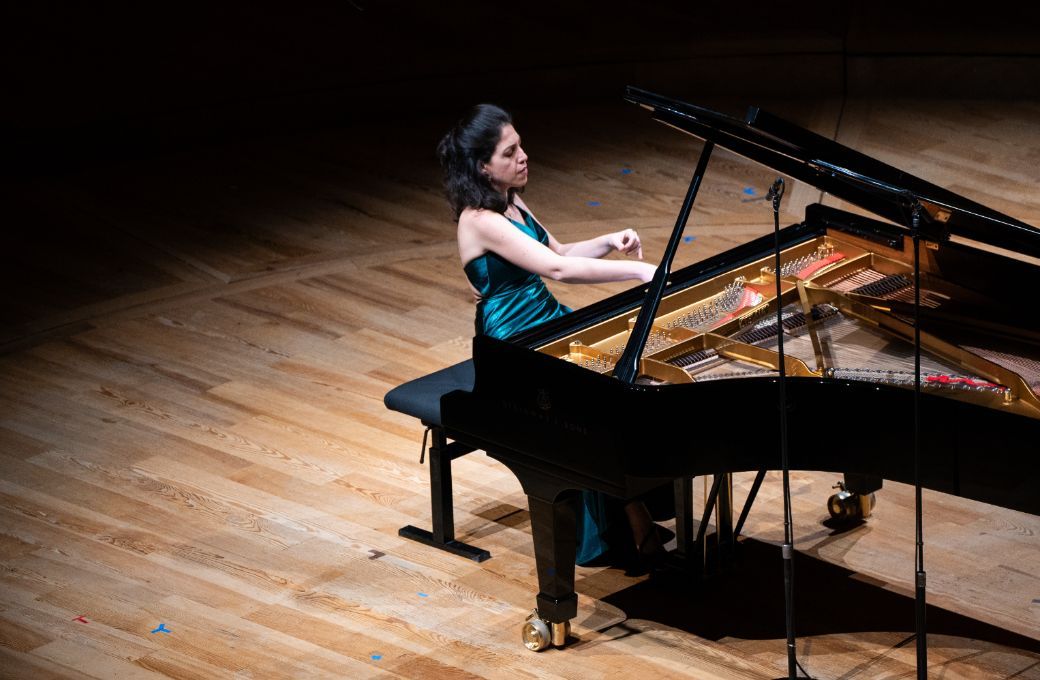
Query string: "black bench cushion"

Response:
xmin=383 ymin=359 xmax=474 ymax=427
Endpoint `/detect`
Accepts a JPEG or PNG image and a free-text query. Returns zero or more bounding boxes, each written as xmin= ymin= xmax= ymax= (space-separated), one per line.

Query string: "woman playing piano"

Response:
xmin=436 ymin=103 xmax=670 ymax=571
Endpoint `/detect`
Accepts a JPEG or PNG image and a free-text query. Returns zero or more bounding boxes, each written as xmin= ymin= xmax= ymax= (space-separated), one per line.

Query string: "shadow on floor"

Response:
xmin=596 ymin=537 xmax=1040 ymax=655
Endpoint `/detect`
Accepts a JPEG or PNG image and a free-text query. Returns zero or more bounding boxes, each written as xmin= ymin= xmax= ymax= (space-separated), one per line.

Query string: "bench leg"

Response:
xmin=398 ymin=426 xmax=491 ymax=562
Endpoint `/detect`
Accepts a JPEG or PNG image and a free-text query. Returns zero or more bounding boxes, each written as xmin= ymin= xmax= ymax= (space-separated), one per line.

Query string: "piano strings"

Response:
xmin=551 ymin=233 xmax=1040 ymax=413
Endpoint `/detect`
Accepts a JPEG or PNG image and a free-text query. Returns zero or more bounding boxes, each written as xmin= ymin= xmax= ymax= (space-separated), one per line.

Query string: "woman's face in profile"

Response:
xmin=484 ymin=124 xmax=529 ymax=192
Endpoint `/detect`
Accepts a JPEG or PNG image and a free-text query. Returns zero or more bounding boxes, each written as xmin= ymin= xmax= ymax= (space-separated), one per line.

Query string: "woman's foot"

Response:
xmin=624 ymin=501 xmax=669 ymax=574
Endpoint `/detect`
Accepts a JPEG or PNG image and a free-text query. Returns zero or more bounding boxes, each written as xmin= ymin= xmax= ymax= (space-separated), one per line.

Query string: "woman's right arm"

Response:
xmin=463 ymin=210 xmax=656 ymax=284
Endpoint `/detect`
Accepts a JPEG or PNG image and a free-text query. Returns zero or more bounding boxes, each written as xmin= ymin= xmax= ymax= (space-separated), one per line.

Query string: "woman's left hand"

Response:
xmin=608 ymin=229 xmax=643 ymax=259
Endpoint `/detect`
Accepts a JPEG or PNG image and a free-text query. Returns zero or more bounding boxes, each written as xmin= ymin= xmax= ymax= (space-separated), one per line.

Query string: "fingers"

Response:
xmin=617 ymin=229 xmax=643 ymax=259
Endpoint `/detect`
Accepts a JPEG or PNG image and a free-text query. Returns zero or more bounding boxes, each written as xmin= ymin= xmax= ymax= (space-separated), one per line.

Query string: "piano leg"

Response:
xmin=844 ymin=472 xmax=882 ymax=495
xmin=525 ymin=490 xmax=580 ymax=650
xmin=827 ymin=472 xmax=881 ymax=521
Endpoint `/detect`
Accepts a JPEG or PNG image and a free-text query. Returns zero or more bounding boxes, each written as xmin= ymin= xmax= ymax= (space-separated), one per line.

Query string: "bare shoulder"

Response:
xmin=458 ymin=209 xmax=511 ymax=263
xmin=460 ymin=207 xmax=510 ymax=234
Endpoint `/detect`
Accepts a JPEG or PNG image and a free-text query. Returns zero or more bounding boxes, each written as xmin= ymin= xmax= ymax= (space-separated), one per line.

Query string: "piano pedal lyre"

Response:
xmin=522 ymin=609 xmax=570 ymax=651
xmin=827 ymin=480 xmax=876 ymax=522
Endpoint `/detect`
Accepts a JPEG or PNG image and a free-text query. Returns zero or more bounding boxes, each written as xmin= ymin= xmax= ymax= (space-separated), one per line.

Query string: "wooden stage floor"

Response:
xmin=2 ymin=94 xmax=1039 ymax=678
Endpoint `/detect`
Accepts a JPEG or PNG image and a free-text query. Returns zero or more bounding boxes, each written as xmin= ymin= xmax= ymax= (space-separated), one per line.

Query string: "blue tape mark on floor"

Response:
xmin=587 ymin=201 xmax=601 ymax=206
xmin=371 ymin=654 xmax=383 ymax=661
xmin=621 ymin=168 xmax=632 ymax=174
xmin=683 ymin=235 xmax=696 ymax=243
xmin=743 ymin=186 xmax=756 ymax=195
xmin=417 ymin=592 xmax=428 ymax=598
xmin=151 ymin=623 xmax=172 ymax=634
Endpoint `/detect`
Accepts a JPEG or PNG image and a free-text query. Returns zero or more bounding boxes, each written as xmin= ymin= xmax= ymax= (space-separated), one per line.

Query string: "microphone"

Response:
xmin=766 ymin=177 xmax=785 ymax=204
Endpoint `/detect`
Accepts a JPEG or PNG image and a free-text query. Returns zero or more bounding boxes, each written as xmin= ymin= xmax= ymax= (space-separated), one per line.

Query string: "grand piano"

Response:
xmin=437 ymin=87 xmax=1040 ymax=650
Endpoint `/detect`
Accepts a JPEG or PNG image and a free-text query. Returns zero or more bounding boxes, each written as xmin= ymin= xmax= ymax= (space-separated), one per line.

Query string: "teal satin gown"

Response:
xmin=463 ymin=207 xmax=615 ymax=565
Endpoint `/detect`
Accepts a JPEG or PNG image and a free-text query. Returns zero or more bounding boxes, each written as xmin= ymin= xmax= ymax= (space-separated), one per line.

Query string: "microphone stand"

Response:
xmin=767 ymin=178 xmax=811 ymax=680
xmin=909 ymin=199 xmax=929 ymax=679
xmin=798 ymin=159 xmax=933 ymax=678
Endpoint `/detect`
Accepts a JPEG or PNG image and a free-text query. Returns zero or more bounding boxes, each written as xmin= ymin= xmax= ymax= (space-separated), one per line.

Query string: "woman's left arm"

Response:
xmin=516 ymin=196 xmax=644 ymax=261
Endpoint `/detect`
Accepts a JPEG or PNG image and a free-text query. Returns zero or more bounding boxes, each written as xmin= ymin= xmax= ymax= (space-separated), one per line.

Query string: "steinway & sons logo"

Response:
xmin=498 ymin=388 xmax=588 ymax=435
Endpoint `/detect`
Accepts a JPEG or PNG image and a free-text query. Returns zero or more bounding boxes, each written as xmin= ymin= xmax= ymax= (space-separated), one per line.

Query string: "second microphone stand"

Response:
xmin=768 ymin=178 xmax=812 ymax=680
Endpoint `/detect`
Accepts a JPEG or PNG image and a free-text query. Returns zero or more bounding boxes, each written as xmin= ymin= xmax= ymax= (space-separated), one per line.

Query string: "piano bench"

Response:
xmin=383 ymin=359 xmax=490 ymax=562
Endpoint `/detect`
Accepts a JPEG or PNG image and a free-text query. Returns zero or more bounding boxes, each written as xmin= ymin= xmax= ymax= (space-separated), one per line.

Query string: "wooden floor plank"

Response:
xmin=2 ymin=95 xmax=1039 ymax=678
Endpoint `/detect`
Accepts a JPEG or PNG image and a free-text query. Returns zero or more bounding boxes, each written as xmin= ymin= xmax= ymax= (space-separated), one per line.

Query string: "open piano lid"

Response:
xmin=625 ymin=86 xmax=1040 ymax=260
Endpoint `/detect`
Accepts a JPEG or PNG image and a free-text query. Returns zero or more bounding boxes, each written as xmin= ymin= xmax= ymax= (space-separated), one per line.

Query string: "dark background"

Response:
xmin=7 ymin=1 xmax=1040 ymax=174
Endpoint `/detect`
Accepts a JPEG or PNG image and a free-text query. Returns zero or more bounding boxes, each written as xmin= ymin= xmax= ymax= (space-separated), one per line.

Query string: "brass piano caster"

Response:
xmin=828 ymin=481 xmax=876 ymax=522
xmin=522 ymin=610 xmax=570 ymax=651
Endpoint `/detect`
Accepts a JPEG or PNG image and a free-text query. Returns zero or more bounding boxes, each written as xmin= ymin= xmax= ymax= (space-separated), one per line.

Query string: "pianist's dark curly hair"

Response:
xmin=436 ymin=103 xmax=518 ymax=221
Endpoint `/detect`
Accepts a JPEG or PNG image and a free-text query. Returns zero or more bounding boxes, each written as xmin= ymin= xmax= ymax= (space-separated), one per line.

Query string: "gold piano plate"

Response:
xmin=537 ymin=232 xmax=1040 ymax=419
